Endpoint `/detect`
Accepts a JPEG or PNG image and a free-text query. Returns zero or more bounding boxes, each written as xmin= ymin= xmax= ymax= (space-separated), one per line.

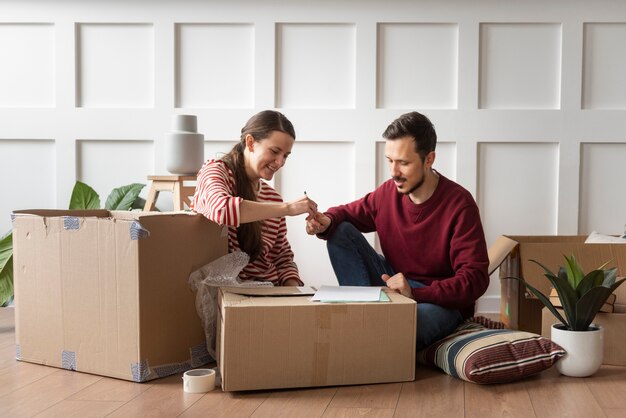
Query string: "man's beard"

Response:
xmin=393 ymin=170 xmax=425 ymax=195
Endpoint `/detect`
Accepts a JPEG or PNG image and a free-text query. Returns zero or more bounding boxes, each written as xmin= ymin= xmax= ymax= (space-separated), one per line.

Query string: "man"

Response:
xmin=306 ymin=111 xmax=489 ymax=350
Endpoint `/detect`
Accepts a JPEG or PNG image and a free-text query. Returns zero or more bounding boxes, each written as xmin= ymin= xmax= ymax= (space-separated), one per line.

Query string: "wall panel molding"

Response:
xmin=3 ymin=0 xmax=626 ymax=310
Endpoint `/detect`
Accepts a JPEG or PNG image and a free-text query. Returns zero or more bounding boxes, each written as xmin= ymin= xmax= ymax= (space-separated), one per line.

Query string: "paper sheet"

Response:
xmin=311 ymin=285 xmax=383 ymax=302
xmin=585 ymin=231 xmax=626 ymax=244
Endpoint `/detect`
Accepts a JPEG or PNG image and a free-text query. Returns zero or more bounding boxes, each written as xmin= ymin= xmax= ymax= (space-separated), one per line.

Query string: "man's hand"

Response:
xmin=382 ymin=272 xmax=414 ymax=300
xmin=306 ymin=211 xmax=331 ymax=235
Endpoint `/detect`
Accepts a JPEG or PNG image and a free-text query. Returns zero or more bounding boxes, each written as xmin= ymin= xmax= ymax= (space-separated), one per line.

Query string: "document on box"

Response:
xmin=585 ymin=231 xmax=626 ymax=244
xmin=311 ymin=285 xmax=384 ymax=302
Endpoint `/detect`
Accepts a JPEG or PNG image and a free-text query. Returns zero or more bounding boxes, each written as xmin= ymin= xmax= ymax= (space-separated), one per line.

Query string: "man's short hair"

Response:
xmin=382 ymin=111 xmax=437 ymax=160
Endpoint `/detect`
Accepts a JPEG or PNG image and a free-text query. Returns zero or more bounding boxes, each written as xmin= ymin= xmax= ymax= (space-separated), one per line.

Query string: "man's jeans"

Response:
xmin=327 ymin=222 xmax=463 ymax=351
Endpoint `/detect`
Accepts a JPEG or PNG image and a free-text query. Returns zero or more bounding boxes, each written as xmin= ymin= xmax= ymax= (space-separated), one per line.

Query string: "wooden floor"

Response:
xmin=1 ymin=308 xmax=625 ymax=418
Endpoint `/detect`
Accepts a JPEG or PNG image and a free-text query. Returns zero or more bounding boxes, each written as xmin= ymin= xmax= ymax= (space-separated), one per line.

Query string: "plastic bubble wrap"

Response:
xmin=188 ymin=251 xmax=273 ymax=359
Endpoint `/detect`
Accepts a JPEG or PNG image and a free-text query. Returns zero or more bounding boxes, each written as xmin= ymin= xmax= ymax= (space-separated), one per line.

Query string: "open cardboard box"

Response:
xmin=12 ymin=209 xmax=227 ymax=382
xmin=216 ymin=286 xmax=417 ymax=391
xmin=488 ymin=235 xmax=626 ymax=334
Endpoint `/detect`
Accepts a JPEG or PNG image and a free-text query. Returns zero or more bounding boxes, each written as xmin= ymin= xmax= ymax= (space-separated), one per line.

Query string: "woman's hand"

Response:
xmin=382 ymin=272 xmax=414 ymax=300
xmin=306 ymin=211 xmax=331 ymax=235
xmin=286 ymin=195 xmax=318 ymax=217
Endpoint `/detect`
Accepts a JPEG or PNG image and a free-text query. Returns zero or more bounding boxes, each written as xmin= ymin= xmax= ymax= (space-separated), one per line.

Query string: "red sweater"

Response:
xmin=322 ymin=174 xmax=489 ymax=318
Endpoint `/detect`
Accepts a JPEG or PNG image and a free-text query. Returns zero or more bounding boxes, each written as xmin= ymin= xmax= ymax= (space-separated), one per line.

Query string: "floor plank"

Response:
xmin=0 ymin=369 xmax=102 ymax=417
xmin=68 ymin=374 xmax=153 ymax=402
xmin=250 ymin=387 xmax=337 ymax=418
xmin=322 ymin=407 xmax=395 ymax=417
xmin=33 ymin=399 xmax=125 ymax=418
xmin=0 ymin=361 xmax=58 ymax=397
xmin=328 ymin=382 xmax=402 ymax=409
xmin=525 ymin=368 xmax=605 ymax=418
xmin=394 ymin=367 xmax=464 ymax=418
xmin=465 ymin=379 xmax=536 ymax=418
xmin=105 ymin=374 xmax=203 ymax=418
xmin=178 ymin=390 xmax=268 ymax=418
xmin=585 ymin=365 xmax=626 ymax=409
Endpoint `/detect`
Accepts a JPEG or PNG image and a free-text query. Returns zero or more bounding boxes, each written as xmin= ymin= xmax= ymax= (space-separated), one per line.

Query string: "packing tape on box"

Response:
xmin=15 ymin=344 xmax=20 ymax=360
xmin=131 ymin=359 xmax=151 ymax=382
xmin=63 ymin=217 xmax=80 ymax=230
xmin=129 ymin=221 xmax=150 ymax=240
xmin=130 ymin=342 xmax=211 ymax=382
xmin=61 ymin=350 xmax=76 ymax=370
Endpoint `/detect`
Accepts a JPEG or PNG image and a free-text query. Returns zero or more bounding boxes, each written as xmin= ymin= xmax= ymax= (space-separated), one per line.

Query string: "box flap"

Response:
xmin=220 ymin=286 xmax=317 ymax=297
xmin=488 ymin=236 xmax=519 ymax=275
xmin=13 ymin=209 xmax=111 ymax=218
xmin=111 ymin=210 xmax=204 ymax=221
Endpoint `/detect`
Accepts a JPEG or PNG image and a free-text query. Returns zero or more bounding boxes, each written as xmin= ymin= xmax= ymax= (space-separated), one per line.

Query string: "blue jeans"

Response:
xmin=327 ymin=222 xmax=463 ymax=351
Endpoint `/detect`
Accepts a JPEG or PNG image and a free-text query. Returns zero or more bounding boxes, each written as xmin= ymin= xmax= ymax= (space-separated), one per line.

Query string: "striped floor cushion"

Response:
xmin=417 ymin=322 xmax=566 ymax=384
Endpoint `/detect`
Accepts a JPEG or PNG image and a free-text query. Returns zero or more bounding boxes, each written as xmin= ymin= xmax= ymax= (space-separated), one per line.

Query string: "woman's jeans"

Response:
xmin=327 ymin=222 xmax=463 ymax=351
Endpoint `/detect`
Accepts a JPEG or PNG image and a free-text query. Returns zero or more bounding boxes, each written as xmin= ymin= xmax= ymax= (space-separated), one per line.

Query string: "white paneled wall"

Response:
xmin=2 ymin=0 xmax=626 ymax=313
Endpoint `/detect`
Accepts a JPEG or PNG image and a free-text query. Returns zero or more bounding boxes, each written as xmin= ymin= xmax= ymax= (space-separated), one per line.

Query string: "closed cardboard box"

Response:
xmin=489 ymin=235 xmax=626 ymax=334
xmin=216 ymin=287 xmax=417 ymax=391
xmin=542 ymin=306 xmax=626 ymax=366
xmin=12 ymin=209 xmax=227 ymax=382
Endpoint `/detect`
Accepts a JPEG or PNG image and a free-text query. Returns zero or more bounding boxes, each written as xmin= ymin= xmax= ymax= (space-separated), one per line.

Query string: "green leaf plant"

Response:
xmin=507 ymin=254 xmax=626 ymax=331
xmin=0 ymin=181 xmax=145 ymax=306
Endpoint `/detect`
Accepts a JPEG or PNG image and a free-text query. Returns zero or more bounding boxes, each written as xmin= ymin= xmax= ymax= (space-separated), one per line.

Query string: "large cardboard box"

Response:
xmin=489 ymin=235 xmax=626 ymax=334
xmin=12 ymin=209 xmax=227 ymax=382
xmin=542 ymin=307 xmax=626 ymax=366
xmin=216 ymin=287 xmax=417 ymax=391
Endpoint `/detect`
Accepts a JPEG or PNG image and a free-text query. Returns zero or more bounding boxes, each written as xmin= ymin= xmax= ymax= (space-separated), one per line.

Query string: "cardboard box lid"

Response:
xmin=488 ymin=235 xmax=519 ymax=276
xmin=492 ymin=234 xmax=626 ymax=302
xmin=220 ymin=287 xmax=415 ymax=308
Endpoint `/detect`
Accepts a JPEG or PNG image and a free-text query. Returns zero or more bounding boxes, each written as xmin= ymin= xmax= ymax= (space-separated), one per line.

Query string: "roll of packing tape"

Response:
xmin=183 ymin=368 xmax=216 ymax=393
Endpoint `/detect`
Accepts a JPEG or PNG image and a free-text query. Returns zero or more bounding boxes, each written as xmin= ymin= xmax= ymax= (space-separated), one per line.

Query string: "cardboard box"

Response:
xmin=489 ymin=235 xmax=626 ymax=334
xmin=216 ymin=287 xmax=416 ymax=391
xmin=542 ymin=306 xmax=626 ymax=366
xmin=12 ymin=209 xmax=227 ymax=382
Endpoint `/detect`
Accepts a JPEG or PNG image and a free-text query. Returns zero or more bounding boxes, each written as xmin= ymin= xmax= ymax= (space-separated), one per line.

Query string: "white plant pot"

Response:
xmin=165 ymin=114 xmax=204 ymax=175
xmin=551 ymin=323 xmax=603 ymax=377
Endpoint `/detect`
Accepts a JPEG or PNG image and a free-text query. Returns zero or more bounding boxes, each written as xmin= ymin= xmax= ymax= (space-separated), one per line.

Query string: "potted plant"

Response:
xmin=507 ymin=254 xmax=626 ymax=377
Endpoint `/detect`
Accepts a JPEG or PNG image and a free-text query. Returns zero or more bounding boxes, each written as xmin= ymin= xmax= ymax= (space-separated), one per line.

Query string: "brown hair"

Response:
xmin=382 ymin=111 xmax=437 ymax=161
xmin=221 ymin=110 xmax=295 ymax=262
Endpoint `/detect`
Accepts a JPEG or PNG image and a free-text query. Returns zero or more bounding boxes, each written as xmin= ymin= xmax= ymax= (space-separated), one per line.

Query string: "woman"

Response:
xmin=191 ymin=110 xmax=316 ymax=285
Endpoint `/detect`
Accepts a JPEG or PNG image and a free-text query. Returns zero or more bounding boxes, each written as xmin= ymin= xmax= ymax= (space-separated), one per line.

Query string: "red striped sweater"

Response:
xmin=191 ymin=159 xmax=301 ymax=285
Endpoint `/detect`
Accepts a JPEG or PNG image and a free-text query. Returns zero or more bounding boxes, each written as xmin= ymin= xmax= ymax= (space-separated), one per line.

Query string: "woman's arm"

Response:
xmin=240 ymin=196 xmax=317 ymax=223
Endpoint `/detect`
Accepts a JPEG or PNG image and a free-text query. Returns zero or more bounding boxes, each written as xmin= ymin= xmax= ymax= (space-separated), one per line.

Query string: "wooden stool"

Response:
xmin=143 ymin=175 xmax=197 ymax=211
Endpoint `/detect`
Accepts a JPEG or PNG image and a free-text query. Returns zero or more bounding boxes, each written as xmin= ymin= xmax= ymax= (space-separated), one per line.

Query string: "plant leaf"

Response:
xmin=576 ymin=269 xmax=605 ymax=298
xmin=69 ymin=181 xmax=101 ymax=209
xmin=0 ymin=256 xmax=13 ymax=307
xmin=530 ymin=258 xmax=578 ymax=329
xmin=574 ymin=278 xmax=626 ymax=331
xmin=0 ymin=233 xmax=14 ymax=307
xmin=131 ymin=197 xmax=148 ymax=211
xmin=565 ymin=254 xmax=585 ymax=289
xmin=601 ymin=267 xmax=618 ymax=287
xmin=105 ymin=183 xmax=145 ymax=211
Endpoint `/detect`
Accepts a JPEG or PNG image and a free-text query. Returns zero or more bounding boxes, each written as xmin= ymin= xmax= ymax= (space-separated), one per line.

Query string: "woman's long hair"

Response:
xmin=221 ymin=110 xmax=295 ymax=262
